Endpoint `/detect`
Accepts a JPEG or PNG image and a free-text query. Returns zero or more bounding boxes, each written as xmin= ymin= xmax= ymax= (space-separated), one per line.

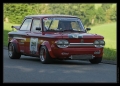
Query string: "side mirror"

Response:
xmin=11 ymin=26 xmax=20 ymax=31
xmin=86 ymin=28 xmax=91 ymax=31
xmin=11 ymin=26 xmax=14 ymax=31
xmin=36 ymin=27 xmax=41 ymax=30
xmin=11 ymin=26 xmax=14 ymax=28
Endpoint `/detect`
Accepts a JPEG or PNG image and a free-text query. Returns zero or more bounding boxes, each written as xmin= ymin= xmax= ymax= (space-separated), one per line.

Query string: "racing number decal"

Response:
xmin=30 ymin=38 xmax=38 ymax=54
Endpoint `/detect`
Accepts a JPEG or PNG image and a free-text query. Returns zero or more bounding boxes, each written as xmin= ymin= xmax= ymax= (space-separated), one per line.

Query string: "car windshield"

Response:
xmin=43 ymin=17 xmax=85 ymax=32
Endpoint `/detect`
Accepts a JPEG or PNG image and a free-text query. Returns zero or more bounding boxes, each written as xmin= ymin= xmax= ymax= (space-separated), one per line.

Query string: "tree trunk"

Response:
xmin=91 ymin=18 xmax=94 ymax=24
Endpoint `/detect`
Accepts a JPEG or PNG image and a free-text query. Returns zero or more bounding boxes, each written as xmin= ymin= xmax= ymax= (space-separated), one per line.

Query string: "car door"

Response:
xmin=25 ymin=19 xmax=42 ymax=55
xmin=18 ymin=18 xmax=32 ymax=53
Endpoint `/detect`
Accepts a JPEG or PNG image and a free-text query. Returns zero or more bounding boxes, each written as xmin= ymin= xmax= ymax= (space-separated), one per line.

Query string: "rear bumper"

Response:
xmin=51 ymin=47 xmax=103 ymax=59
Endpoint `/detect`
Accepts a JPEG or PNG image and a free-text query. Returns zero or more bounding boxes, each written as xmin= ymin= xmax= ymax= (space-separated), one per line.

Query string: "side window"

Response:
xmin=31 ymin=19 xmax=41 ymax=32
xmin=20 ymin=19 xmax=32 ymax=30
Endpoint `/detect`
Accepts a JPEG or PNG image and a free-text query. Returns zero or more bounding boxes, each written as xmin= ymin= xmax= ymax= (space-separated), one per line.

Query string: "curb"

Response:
xmin=3 ymin=46 xmax=117 ymax=65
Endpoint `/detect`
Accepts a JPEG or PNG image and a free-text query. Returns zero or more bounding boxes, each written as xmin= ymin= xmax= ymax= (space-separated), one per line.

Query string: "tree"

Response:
xmin=110 ymin=6 xmax=116 ymax=22
xmin=101 ymin=4 xmax=112 ymax=12
xmin=4 ymin=3 xmax=116 ymax=25
xmin=95 ymin=6 xmax=106 ymax=23
xmin=4 ymin=3 xmax=34 ymax=23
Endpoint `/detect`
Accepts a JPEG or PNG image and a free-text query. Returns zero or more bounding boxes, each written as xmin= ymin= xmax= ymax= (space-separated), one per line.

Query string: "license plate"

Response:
xmin=69 ymin=55 xmax=93 ymax=60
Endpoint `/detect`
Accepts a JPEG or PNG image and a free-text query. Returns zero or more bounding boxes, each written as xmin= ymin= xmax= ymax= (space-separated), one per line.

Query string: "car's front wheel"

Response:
xmin=39 ymin=46 xmax=52 ymax=64
xmin=8 ymin=43 xmax=21 ymax=59
xmin=89 ymin=57 xmax=102 ymax=64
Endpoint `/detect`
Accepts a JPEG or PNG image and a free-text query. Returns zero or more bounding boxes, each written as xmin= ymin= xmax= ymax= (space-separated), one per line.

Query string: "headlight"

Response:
xmin=57 ymin=41 xmax=63 ymax=45
xmin=99 ymin=40 xmax=105 ymax=45
xmin=56 ymin=40 xmax=69 ymax=48
xmin=63 ymin=41 xmax=69 ymax=45
xmin=94 ymin=40 xmax=105 ymax=48
xmin=94 ymin=40 xmax=99 ymax=45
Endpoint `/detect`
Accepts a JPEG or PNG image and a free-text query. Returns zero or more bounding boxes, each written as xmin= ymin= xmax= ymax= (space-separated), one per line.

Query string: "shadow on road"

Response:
xmin=19 ymin=56 xmax=93 ymax=65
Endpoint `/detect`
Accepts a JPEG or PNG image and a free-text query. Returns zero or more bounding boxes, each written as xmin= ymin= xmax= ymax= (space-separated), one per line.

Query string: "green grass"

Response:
xmin=89 ymin=22 xmax=117 ymax=60
xmin=4 ymin=22 xmax=117 ymax=61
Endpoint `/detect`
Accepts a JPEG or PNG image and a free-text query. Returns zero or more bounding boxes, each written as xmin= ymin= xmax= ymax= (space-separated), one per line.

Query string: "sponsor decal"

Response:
xmin=68 ymin=33 xmax=83 ymax=38
xmin=81 ymin=39 xmax=84 ymax=43
xmin=94 ymin=50 xmax=100 ymax=54
xmin=13 ymin=36 xmax=26 ymax=44
xmin=13 ymin=37 xmax=26 ymax=40
xmin=30 ymin=38 xmax=38 ymax=54
xmin=19 ymin=39 xmax=25 ymax=44
xmin=20 ymin=50 xmax=24 ymax=52
xmin=43 ymin=18 xmax=49 ymax=21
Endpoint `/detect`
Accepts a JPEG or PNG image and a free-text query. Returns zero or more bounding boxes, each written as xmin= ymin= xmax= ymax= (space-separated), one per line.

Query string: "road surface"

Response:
xmin=3 ymin=49 xmax=117 ymax=83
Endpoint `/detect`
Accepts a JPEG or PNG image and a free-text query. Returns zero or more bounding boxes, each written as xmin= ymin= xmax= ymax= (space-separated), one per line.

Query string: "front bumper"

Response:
xmin=51 ymin=47 xmax=103 ymax=59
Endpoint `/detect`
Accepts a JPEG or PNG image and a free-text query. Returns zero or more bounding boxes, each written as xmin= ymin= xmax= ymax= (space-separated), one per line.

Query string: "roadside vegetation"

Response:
xmin=89 ymin=22 xmax=116 ymax=60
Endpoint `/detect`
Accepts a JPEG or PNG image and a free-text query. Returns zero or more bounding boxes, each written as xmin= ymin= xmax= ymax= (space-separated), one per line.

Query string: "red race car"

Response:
xmin=8 ymin=14 xmax=105 ymax=64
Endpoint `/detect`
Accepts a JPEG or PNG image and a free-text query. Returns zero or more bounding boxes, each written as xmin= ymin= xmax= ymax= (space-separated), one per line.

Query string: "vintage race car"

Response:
xmin=8 ymin=14 xmax=105 ymax=64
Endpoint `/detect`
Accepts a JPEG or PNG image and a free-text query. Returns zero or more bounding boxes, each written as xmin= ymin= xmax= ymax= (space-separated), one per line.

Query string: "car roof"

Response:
xmin=25 ymin=14 xmax=78 ymax=18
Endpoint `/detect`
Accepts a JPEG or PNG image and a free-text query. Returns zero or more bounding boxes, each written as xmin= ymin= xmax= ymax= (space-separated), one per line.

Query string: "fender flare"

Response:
xmin=40 ymin=41 xmax=55 ymax=58
xmin=8 ymin=39 xmax=20 ymax=53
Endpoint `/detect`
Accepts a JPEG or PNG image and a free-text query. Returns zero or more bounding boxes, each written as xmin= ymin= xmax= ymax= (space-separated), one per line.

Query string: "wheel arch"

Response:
xmin=38 ymin=41 xmax=55 ymax=58
xmin=8 ymin=39 xmax=20 ymax=53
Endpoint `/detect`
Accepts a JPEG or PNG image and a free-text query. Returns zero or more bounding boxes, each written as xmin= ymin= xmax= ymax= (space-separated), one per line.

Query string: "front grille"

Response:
xmin=69 ymin=54 xmax=93 ymax=60
xmin=68 ymin=43 xmax=94 ymax=47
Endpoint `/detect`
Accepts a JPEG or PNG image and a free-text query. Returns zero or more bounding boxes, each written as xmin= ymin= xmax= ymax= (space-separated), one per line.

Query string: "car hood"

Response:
xmin=43 ymin=32 xmax=104 ymax=39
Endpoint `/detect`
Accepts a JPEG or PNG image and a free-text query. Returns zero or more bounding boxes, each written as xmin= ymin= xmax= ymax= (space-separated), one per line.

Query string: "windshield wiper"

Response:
xmin=61 ymin=29 xmax=73 ymax=32
xmin=61 ymin=29 xmax=86 ymax=33
xmin=73 ymin=30 xmax=85 ymax=32
xmin=46 ymin=29 xmax=57 ymax=31
xmin=48 ymin=20 xmax=53 ymax=30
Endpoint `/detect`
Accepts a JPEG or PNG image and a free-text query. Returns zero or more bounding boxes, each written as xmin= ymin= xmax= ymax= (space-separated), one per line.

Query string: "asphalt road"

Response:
xmin=3 ymin=49 xmax=117 ymax=83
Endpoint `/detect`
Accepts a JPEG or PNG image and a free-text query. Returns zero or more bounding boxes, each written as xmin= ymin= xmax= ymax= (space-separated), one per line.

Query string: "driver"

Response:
xmin=58 ymin=21 xmax=72 ymax=30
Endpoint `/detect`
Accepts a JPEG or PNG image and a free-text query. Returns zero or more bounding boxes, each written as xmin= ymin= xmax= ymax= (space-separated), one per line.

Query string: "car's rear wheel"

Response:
xmin=8 ymin=43 xmax=21 ymax=59
xmin=89 ymin=57 xmax=102 ymax=64
xmin=39 ymin=46 xmax=52 ymax=64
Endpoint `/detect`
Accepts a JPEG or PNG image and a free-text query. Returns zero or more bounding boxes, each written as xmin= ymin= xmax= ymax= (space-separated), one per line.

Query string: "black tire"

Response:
xmin=8 ymin=43 xmax=21 ymax=59
xmin=89 ymin=57 xmax=102 ymax=64
xmin=39 ymin=46 xmax=52 ymax=64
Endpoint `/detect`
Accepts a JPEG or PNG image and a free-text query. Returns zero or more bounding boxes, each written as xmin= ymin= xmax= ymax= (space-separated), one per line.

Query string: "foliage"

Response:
xmin=3 ymin=3 xmax=116 ymax=26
